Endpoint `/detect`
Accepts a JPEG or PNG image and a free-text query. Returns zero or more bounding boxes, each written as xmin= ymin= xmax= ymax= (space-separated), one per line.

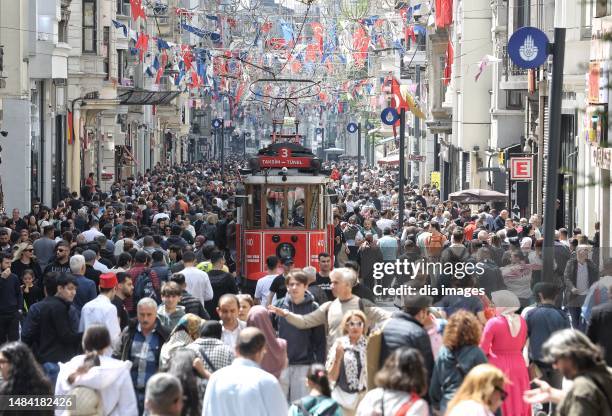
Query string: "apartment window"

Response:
xmin=103 ymin=26 xmax=110 ymax=80
xmin=582 ymin=0 xmax=593 ymax=38
xmin=116 ymin=0 xmax=130 ymax=16
xmin=118 ymin=49 xmax=126 ymax=83
xmin=439 ymin=56 xmax=447 ymax=106
xmin=83 ymin=0 xmax=96 ymax=53
xmin=58 ymin=19 xmax=68 ymax=43
xmin=595 ymin=0 xmax=610 ymax=17
xmin=514 ymin=0 xmax=530 ymax=31
xmin=507 ymin=90 xmax=524 ymax=109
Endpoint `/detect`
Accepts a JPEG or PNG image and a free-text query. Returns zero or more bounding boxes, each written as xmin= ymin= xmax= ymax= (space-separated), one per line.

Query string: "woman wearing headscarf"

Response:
xmin=480 ymin=290 xmax=531 ymax=416
xmin=246 ymin=305 xmax=287 ymax=379
xmin=159 ymin=313 xmax=204 ymax=370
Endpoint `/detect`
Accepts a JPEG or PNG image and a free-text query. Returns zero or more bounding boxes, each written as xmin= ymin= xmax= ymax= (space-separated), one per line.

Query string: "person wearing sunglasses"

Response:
xmin=11 ymin=241 xmax=43 ymax=285
xmin=326 ymin=310 xmax=368 ymax=416
xmin=42 ymin=241 xmax=72 ymax=276
xmin=446 ymin=364 xmax=509 ymax=416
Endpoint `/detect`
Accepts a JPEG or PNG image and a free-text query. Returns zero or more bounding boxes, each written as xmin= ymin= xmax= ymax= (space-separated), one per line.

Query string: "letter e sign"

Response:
xmin=510 ymin=157 xmax=533 ymax=180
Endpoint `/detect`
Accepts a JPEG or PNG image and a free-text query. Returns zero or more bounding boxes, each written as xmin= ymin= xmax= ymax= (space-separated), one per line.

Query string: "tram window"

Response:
xmin=288 ymin=186 xmax=306 ymax=227
xmin=250 ymin=185 xmax=261 ymax=228
xmin=309 ymin=186 xmax=321 ymax=229
xmin=266 ymin=188 xmax=285 ymax=228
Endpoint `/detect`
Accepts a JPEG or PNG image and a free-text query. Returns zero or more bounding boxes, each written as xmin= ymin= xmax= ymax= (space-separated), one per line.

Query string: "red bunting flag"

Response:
xmin=311 ymin=22 xmax=323 ymax=52
xmin=130 ymin=0 xmax=146 ymax=21
xmin=261 ymin=22 xmax=272 ymax=33
xmin=352 ymin=27 xmax=370 ymax=67
xmin=182 ymin=46 xmax=193 ymax=71
xmin=405 ymin=26 xmax=416 ymax=43
xmin=67 ymin=111 xmax=73 ymax=145
xmin=435 ymin=0 xmax=453 ymax=28
xmin=135 ymin=32 xmax=149 ymax=62
xmin=444 ymin=39 xmax=453 ymax=85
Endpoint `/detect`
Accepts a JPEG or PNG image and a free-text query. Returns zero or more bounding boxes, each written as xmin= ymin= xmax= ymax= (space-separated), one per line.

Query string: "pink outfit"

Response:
xmin=246 ymin=305 xmax=288 ymax=379
xmin=479 ymin=315 xmax=531 ymax=416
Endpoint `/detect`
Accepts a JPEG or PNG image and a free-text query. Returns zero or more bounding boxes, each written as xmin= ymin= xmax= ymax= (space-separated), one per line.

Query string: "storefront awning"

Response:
xmin=118 ymin=90 xmax=180 ymax=105
xmin=376 ymin=136 xmax=396 ymax=146
xmin=378 ymin=153 xmax=400 ymax=165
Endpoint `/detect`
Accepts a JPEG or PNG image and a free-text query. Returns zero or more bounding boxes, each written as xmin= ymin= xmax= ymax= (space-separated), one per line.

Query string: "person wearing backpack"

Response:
xmin=429 ymin=311 xmax=488 ymax=414
xmin=425 ymin=221 xmax=447 ymax=260
xmin=288 ymin=364 xmax=342 ymax=416
xmin=126 ymin=251 xmax=161 ymax=317
xmin=56 ymin=324 xmax=137 ymax=416
xmin=356 ymin=347 xmax=429 ymax=416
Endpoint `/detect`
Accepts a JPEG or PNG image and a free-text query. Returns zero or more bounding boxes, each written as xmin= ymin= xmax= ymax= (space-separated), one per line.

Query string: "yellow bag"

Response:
xmin=365 ymin=320 xmax=389 ymax=390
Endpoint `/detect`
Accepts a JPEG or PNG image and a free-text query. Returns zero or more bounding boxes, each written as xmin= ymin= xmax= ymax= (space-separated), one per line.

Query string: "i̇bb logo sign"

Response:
xmin=510 ymin=157 xmax=533 ymax=180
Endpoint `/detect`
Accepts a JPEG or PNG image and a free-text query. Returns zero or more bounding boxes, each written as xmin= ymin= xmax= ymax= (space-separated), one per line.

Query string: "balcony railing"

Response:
xmin=502 ymin=45 xmax=528 ymax=80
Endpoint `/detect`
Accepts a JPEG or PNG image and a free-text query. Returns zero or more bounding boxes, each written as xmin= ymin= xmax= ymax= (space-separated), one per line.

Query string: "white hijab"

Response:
xmin=492 ymin=290 xmax=522 ymax=337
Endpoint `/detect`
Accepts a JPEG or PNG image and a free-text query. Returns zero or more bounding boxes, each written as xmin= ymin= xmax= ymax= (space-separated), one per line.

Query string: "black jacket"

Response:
xmin=587 ymin=301 xmax=612 ymax=366
xmin=84 ymin=265 xmax=101 ymax=291
xmin=0 ymin=272 xmax=22 ymax=315
xmin=113 ymin=318 xmax=169 ymax=362
xmin=35 ymin=296 xmax=82 ymax=364
xmin=381 ymin=311 xmax=434 ymax=378
xmin=205 ymin=270 xmax=238 ymax=320
xmin=179 ymin=290 xmax=210 ymax=320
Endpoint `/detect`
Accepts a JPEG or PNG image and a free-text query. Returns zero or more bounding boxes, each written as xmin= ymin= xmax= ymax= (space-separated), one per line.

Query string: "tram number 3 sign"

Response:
xmin=259 ymin=147 xmax=312 ymax=168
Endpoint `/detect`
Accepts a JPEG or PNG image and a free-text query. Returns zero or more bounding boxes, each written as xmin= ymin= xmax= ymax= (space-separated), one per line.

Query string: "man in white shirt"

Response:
xmin=217 ymin=294 xmax=247 ymax=348
xmin=180 ymin=251 xmax=213 ymax=305
xmin=79 ymin=273 xmax=121 ymax=343
xmin=254 ymin=256 xmax=280 ymax=307
xmin=203 ymin=327 xmax=288 ymax=416
xmin=81 ymin=219 xmax=104 ymax=243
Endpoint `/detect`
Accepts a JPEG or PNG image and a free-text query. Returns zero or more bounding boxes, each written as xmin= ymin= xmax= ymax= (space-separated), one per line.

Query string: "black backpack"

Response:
xmin=133 ymin=268 xmax=160 ymax=305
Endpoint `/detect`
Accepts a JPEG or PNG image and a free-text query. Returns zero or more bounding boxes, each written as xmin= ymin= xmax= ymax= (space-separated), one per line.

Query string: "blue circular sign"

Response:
xmin=508 ymin=26 xmax=549 ymax=69
xmin=315 ymin=127 xmax=323 ymax=135
xmin=212 ymin=118 xmax=223 ymax=129
xmin=347 ymin=123 xmax=358 ymax=133
xmin=381 ymin=107 xmax=399 ymax=125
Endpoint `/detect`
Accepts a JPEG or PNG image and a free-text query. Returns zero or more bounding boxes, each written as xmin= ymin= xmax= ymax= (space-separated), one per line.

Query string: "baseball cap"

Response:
xmin=282 ymin=257 xmax=294 ymax=266
xmin=82 ymin=249 xmax=96 ymax=263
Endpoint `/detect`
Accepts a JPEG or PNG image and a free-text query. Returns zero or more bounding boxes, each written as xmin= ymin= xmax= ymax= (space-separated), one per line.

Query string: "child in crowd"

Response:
xmin=237 ymin=294 xmax=254 ymax=322
xmin=157 ymin=281 xmax=186 ymax=331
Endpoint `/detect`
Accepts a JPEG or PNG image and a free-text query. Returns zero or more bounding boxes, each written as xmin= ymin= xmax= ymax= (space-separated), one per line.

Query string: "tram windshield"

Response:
xmin=244 ymin=183 xmax=325 ymax=230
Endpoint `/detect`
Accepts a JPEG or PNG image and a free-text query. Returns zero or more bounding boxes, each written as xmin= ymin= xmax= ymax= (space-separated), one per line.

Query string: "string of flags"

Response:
xmin=111 ymin=1 xmax=450 ymax=113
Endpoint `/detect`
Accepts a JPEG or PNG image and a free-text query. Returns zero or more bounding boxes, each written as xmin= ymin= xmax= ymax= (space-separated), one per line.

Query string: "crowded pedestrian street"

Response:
xmin=1 ymin=0 xmax=612 ymax=415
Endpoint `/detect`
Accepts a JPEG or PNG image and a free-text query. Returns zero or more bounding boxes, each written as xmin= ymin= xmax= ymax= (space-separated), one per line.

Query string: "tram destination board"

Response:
xmin=258 ymin=147 xmax=313 ymax=168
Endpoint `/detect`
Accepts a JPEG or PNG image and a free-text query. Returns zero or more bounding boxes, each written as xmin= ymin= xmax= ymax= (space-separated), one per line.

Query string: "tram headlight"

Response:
xmin=276 ymin=242 xmax=296 ymax=259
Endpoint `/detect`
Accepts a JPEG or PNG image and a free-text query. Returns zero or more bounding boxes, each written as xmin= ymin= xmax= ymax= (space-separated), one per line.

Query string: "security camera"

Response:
xmin=0 ymin=131 xmax=7 ymax=137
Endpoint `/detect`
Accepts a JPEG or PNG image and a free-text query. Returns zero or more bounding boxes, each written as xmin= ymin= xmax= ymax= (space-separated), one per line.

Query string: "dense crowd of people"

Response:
xmin=0 ymin=158 xmax=610 ymax=416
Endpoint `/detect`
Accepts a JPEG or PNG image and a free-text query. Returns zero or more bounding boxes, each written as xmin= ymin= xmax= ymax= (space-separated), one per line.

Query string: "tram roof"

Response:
xmin=241 ymin=174 xmax=331 ymax=185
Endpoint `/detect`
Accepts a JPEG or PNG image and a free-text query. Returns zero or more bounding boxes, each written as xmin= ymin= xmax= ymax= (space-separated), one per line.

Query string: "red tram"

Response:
xmin=236 ymin=121 xmax=334 ymax=283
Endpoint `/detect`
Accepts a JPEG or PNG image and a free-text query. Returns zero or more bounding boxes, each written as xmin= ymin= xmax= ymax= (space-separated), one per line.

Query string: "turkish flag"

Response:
xmin=435 ymin=0 xmax=452 ymax=28
xmin=130 ymin=0 xmax=146 ymax=21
